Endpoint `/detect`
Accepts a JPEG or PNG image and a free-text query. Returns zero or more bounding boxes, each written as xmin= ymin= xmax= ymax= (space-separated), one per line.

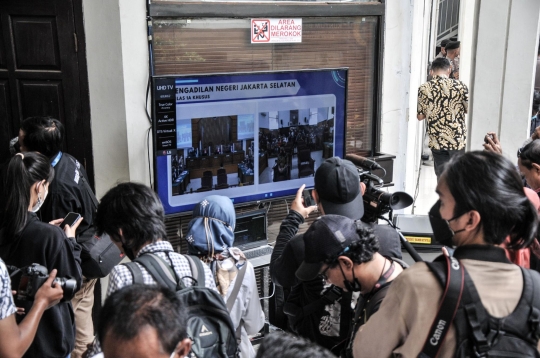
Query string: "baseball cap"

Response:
xmin=296 ymin=215 xmax=361 ymax=281
xmin=314 ymin=157 xmax=364 ymax=220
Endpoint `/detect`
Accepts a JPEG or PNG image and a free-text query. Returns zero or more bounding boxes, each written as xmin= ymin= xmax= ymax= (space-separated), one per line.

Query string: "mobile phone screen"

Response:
xmin=303 ymin=190 xmax=315 ymax=207
xmin=61 ymin=212 xmax=81 ymax=229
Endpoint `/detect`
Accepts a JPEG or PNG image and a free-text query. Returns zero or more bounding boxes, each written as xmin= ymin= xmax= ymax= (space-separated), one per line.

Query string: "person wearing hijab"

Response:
xmin=186 ymin=195 xmax=265 ymax=358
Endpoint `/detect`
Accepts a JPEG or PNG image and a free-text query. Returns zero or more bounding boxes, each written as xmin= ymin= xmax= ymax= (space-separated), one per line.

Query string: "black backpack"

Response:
xmin=124 ymin=253 xmax=238 ymax=358
xmin=420 ymin=254 xmax=540 ymax=358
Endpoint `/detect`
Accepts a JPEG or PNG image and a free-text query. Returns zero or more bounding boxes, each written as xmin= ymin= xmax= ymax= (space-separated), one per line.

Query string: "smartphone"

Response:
xmin=303 ymin=189 xmax=315 ymax=207
xmin=60 ymin=212 xmax=81 ymax=229
xmin=484 ymin=134 xmax=494 ymax=143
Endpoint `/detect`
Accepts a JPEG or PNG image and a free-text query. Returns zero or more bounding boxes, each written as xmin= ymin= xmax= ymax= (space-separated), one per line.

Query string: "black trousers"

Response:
xmin=431 ymin=148 xmax=465 ymax=179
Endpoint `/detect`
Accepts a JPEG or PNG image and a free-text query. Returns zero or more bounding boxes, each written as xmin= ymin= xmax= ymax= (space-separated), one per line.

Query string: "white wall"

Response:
xmin=82 ymin=0 xmax=150 ymax=198
xmin=82 ymin=0 xmax=130 ymax=198
xmin=269 ymin=111 xmax=279 ymax=130
xmin=118 ymin=0 xmax=152 ymax=187
xmin=259 ymin=113 xmax=269 ymax=129
xmin=298 ymin=108 xmax=310 ymax=125
xmin=463 ymin=0 xmax=540 ymax=162
xmin=380 ymin=0 xmax=433 ymax=203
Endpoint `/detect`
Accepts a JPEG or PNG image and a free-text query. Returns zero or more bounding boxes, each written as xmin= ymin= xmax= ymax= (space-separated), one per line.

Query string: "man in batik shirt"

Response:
xmin=417 ymin=57 xmax=469 ymax=179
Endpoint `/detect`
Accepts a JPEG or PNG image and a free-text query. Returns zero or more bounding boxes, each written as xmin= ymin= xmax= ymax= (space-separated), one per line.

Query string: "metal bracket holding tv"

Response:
xmin=152 ymin=68 xmax=348 ymax=215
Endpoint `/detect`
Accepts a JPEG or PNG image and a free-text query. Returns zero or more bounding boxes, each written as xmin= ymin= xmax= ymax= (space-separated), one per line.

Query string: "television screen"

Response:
xmin=153 ymin=69 xmax=348 ymax=215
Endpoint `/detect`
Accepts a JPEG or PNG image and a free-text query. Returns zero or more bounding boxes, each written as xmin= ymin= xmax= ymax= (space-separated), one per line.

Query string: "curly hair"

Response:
xmin=324 ymin=222 xmax=380 ymax=267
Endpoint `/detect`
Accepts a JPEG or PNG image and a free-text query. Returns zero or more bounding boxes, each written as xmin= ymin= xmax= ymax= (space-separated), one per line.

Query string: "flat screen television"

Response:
xmin=153 ymin=68 xmax=348 ymax=215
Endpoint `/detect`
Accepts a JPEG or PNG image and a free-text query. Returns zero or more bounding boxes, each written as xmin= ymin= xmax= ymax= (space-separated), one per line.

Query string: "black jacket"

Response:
xmin=0 ymin=212 xmax=82 ymax=358
xmin=39 ymin=152 xmax=96 ymax=237
xmin=270 ymin=211 xmax=402 ymax=353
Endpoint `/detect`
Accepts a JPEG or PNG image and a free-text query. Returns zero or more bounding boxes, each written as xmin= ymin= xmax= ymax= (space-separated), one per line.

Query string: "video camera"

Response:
xmin=345 ymin=154 xmax=423 ymax=263
xmin=9 ymin=263 xmax=77 ymax=301
xmin=358 ymin=169 xmax=413 ymax=223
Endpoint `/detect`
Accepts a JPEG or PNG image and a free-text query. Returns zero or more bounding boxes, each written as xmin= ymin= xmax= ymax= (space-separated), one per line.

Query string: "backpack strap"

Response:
xmin=184 ymin=255 xmax=206 ymax=287
xmin=226 ymin=262 xmax=247 ymax=312
xmin=225 ymin=262 xmax=248 ymax=347
xmin=419 ymin=254 xmax=465 ymax=358
xmin=458 ymin=270 xmax=491 ymax=356
xmin=133 ymin=254 xmax=180 ymax=291
xmin=124 ymin=261 xmax=144 ymax=284
xmin=524 ymin=269 xmax=540 ymax=342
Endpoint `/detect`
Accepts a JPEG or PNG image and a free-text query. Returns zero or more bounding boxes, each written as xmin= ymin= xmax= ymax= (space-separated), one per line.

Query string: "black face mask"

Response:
xmin=122 ymin=243 xmax=136 ymax=261
xmin=428 ymin=200 xmax=466 ymax=247
xmin=339 ymin=263 xmax=361 ymax=292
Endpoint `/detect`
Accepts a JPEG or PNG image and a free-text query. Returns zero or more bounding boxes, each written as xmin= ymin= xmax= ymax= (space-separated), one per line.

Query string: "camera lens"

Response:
xmin=54 ymin=278 xmax=78 ymax=301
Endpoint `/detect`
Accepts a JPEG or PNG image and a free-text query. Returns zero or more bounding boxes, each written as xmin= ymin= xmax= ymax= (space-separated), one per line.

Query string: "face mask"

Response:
xmin=428 ymin=200 xmax=466 ymax=247
xmin=339 ymin=263 xmax=361 ymax=292
xmin=31 ymin=188 xmax=48 ymax=213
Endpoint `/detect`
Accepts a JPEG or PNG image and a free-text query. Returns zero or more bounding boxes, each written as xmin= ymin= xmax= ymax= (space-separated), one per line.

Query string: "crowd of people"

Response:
xmin=2 ymin=37 xmax=540 ymax=358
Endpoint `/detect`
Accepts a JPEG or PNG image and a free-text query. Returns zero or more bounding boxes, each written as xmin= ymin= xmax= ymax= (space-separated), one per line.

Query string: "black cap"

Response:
xmin=445 ymin=41 xmax=460 ymax=51
xmin=440 ymin=39 xmax=449 ymax=47
xmin=296 ymin=215 xmax=360 ymax=281
xmin=314 ymin=157 xmax=364 ymax=220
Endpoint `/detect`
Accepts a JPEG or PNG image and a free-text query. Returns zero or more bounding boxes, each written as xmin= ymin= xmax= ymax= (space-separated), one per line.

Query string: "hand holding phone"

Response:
xmin=60 ymin=212 xmax=81 ymax=229
xmin=291 ymin=185 xmax=318 ymax=219
xmin=303 ymin=189 xmax=315 ymax=207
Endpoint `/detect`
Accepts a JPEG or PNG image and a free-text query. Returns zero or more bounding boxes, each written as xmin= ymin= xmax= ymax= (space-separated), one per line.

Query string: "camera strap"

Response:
xmin=419 ymin=253 xmax=464 ymax=358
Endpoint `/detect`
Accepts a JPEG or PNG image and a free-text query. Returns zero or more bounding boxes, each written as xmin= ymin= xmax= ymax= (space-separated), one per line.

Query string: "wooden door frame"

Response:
xmin=73 ymin=0 xmax=94 ymax=189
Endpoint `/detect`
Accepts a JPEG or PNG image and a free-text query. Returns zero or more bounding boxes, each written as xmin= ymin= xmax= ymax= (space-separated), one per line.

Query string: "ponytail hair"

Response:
xmin=442 ymin=151 xmax=539 ymax=249
xmin=2 ymin=152 xmax=54 ymax=240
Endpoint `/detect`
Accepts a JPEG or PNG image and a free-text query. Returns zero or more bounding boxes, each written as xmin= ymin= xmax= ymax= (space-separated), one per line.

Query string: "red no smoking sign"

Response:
xmin=251 ymin=18 xmax=302 ymax=44
xmin=252 ymin=19 xmax=270 ymax=43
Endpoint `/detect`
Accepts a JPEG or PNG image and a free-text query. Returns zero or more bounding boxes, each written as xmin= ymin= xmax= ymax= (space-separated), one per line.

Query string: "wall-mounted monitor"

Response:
xmin=153 ymin=69 xmax=348 ymax=215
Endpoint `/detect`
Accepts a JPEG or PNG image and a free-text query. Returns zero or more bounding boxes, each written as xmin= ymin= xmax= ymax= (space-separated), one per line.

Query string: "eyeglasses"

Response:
xmin=319 ymin=265 xmax=331 ymax=281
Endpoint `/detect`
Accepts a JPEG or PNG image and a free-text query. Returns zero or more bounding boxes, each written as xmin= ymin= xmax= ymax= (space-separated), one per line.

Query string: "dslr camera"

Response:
xmin=16 ymin=263 xmax=77 ymax=301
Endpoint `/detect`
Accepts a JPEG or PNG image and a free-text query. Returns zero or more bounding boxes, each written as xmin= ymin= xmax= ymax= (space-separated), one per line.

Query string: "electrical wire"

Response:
xmin=146 ymin=126 xmax=153 ymax=188
xmin=145 ymin=75 xmax=153 ymax=188
xmin=411 ymin=126 xmax=428 ymax=214
xmin=259 ymin=283 xmax=276 ymax=300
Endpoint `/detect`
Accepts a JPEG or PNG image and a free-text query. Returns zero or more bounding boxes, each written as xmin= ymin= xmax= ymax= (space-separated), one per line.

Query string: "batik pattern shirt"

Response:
xmin=417 ymin=75 xmax=469 ymax=150
xmin=0 ymin=258 xmax=16 ymax=320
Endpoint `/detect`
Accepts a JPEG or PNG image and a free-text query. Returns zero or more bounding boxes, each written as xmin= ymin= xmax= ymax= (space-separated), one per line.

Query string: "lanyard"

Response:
xmin=51 ymin=151 xmax=63 ymax=167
